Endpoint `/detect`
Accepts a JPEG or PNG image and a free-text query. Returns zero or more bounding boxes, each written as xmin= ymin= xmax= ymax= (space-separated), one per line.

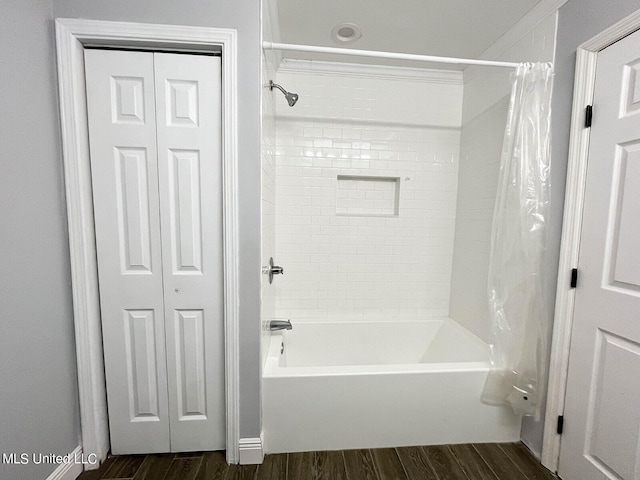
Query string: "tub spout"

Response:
xmin=269 ymin=319 xmax=292 ymax=331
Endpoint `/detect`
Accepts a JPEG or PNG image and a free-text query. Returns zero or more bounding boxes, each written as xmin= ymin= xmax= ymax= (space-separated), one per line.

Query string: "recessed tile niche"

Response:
xmin=335 ymin=175 xmax=400 ymax=216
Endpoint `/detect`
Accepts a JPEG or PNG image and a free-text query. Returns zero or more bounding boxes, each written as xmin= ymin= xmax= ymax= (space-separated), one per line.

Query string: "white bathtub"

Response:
xmin=262 ymin=318 xmax=521 ymax=453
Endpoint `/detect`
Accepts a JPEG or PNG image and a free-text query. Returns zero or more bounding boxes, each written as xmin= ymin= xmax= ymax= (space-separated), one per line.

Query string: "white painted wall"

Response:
xmin=462 ymin=14 xmax=559 ymax=126
xmin=273 ymin=62 xmax=463 ymax=321
xmin=52 ymin=0 xmax=264 ymax=441
xmin=0 ymin=1 xmax=81 ymax=479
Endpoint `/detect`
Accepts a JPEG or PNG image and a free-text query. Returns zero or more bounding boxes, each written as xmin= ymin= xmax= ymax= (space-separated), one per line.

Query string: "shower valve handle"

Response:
xmin=263 ymin=257 xmax=284 ymax=284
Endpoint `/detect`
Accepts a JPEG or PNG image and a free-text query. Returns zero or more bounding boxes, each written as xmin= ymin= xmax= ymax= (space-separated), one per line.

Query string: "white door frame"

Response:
xmin=55 ymin=18 xmax=240 ymax=466
xmin=541 ymin=8 xmax=640 ymax=472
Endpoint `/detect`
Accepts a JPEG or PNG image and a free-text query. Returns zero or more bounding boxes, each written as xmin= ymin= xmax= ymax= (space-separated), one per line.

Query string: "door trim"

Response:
xmin=55 ymin=18 xmax=241 ymax=465
xmin=541 ymin=8 xmax=640 ymax=472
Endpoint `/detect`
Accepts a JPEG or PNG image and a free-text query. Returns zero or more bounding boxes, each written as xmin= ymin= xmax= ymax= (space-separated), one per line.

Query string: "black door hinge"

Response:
xmin=570 ymin=268 xmax=578 ymax=288
xmin=557 ymin=415 xmax=564 ymax=435
xmin=585 ymin=105 xmax=593 ymax=128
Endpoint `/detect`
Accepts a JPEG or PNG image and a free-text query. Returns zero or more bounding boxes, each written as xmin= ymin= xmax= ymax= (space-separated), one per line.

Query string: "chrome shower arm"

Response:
xmin=268 ymin=80 xmax=299 ymax=107
xmin=269 ymin=81 xmax=287 ymax=96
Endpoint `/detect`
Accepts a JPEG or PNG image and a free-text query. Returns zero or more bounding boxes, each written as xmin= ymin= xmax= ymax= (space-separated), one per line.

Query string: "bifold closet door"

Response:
xmin=154 ymin=52 xmax=225 ymax=452
xmin=85 ymin=49 xmax=169 ymax=454
xmin=84 ymin=49 xmax=224 ymax=454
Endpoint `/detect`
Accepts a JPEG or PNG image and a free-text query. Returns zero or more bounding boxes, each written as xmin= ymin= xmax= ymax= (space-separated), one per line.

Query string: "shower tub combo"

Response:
xmin=262 ymin=318 xmax=521 ymax=453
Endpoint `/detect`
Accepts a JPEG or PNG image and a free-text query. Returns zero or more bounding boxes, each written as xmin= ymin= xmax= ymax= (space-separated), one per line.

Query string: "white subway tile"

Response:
xmin=274 ymin=67 xmax=463 ymax=321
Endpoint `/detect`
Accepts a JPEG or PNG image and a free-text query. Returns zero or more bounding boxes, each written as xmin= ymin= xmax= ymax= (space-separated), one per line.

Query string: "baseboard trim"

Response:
xmin=238 ymin=436 xmax=264 ymax=465
xmin=45 ymin=446 xmax=84 ymax=480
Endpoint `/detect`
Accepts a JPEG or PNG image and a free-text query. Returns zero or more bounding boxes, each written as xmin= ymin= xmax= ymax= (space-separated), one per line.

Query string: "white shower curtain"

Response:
xmin=481 ymin=62 xmax=554 ymax=419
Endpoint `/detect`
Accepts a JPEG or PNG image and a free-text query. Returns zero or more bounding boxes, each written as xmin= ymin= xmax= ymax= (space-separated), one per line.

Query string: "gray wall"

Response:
xmin=520 ymin=0 xmax=640 ymax=457
xmin=53 ymin=0 xmax=263 ymax=441
xmin=0 ymin=1 xmax=81 ymax=479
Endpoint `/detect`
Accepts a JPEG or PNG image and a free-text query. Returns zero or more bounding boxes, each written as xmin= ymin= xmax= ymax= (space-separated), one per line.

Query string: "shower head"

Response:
xmin=269 ymin=80 xmax=299 ymax=107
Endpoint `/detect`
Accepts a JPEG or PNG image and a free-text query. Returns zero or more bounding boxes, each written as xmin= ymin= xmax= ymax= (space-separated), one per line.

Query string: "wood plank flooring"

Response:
xmin=78 ymin=443 xmax=557 ymax=480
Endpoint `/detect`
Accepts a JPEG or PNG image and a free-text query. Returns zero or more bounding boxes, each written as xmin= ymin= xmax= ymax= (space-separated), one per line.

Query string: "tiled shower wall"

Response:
xmin=273 ymin=62 xmax=463 ymax=321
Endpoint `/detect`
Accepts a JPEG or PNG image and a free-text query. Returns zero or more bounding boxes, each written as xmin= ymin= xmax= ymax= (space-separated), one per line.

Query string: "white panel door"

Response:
xmin=154 ymin=53 xmax=225 ymax=451
xmin=559 ymin=28 xmax=640 ymax=480
xmin=85 ymin=49 xmax=224 ymax=454
xmin=84 ymin=49 xmax=170 ymax=454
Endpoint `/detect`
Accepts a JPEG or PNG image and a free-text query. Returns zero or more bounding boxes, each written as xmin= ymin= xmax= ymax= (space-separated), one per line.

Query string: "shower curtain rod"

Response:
xmin=263 ymin=41 xmax=521 ymax=69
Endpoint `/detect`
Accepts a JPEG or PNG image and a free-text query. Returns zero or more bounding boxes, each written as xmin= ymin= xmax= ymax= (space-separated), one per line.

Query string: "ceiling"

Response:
xmin=275 ymin=0 xmax=542 ymax=68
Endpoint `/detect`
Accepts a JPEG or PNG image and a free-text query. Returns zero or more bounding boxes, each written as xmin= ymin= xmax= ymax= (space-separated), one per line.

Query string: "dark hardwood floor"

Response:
xmin=78 ymin=443 xmax=557 ymax=480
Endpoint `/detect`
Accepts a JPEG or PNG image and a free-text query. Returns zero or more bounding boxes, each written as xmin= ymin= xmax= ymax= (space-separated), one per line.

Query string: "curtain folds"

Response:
xmin=481 ymin=62 xmax=554 ymax=419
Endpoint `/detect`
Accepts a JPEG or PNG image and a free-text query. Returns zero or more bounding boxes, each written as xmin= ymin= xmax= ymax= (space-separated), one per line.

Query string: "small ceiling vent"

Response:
xmin=331 ymin=23 xmax=362 ymax=44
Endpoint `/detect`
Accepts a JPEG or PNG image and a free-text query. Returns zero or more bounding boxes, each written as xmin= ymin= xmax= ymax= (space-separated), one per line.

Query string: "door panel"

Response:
xmin=584 ymin=330 xmax=640 ymax=479
xmin=609 ymin=143 xmax=640 ymax=288
xmin=84 ymin=49 xmax=170 ymax=454
xmin=167 ymin=149 xmax=204 ymax=273
xmin=123 ymin=310 xmax=162 ymax=420
xmin=154 ymin=53 xmax=225 ymax=451
xmin=166 ymin=80 xmax=199 ymax=127
xmin=559 ymin=27 xmax=640 ymax=480
xmin=114 ymin=147 xmax=154 ymax=273
xmin=110 ymin=76 xmax=146 ymax=124
xmin=174 ymin=309 xmax=207 ymax=419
